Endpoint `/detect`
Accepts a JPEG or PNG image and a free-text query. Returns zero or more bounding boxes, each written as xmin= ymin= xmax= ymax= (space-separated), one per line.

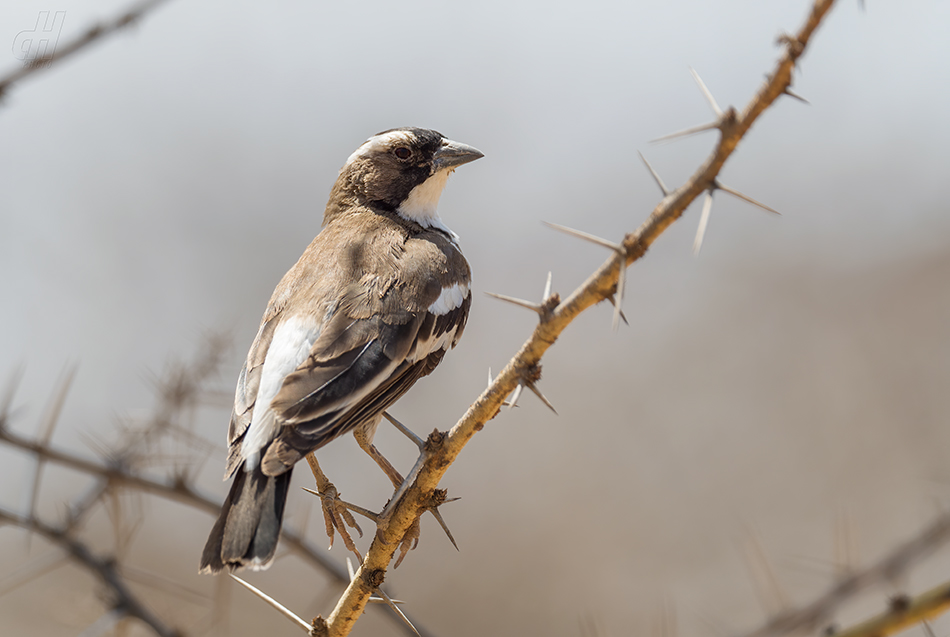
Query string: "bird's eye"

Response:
xmin=393 ymin=147 xmax=412 ymax=160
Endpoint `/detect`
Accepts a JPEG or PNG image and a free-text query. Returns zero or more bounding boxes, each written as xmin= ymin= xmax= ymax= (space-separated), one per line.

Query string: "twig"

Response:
xmin=0 ymin=0 xmax=173 ymax=100
xmin=737 ymin=511 xmax=950 ymax=637
xmin=829 ymin=582 xmax=950 ymax=637
xmin=0 ymin=508 xmax=181 ymax=637
xmin=323 ymin=2 xmax=840 ymax=635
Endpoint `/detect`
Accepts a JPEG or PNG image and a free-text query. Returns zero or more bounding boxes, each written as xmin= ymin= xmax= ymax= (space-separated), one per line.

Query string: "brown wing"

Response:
xmin=228 ymin=214 xmax=470 ymax=478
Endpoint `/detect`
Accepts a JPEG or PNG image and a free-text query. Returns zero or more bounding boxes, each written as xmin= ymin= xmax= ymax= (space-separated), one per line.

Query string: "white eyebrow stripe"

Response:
xmin=428 ymin=282 xmax=470 ymax=316
xmin=343 ymin=130 xmax=416 ymax=167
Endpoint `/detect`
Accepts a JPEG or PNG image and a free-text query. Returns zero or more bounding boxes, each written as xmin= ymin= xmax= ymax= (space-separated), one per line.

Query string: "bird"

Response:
xmin=200 ymin=127 xmax=483 ymax=574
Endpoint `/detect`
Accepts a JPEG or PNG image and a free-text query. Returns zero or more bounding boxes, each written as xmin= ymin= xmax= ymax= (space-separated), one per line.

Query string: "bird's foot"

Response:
xmin=304 ymin=453 xmax=369 ymax=557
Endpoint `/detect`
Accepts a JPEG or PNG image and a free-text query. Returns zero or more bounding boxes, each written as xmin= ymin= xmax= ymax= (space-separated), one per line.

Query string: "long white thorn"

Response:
xmin=508 ymin=384 xmax=524 ymax=410
xmin=690 ymin=66 xmax=722 ymax=115
xmin=542 ymin=221 xmax=623 ymax=252
xmin=716 ymin=182 xmax=781 ymax=215
xmin=638 ymin=151 xmax=670 ymax=196
xmin=376 ymin=586 xmax=419 ymax=635
xmin=382 ymin=411 xmax=424 ymax=449
xmin=229 ymin=574 xmax=311 ymax=633
xmin=526 ymin=382 xmax=558 ymax=415
xmin=543 ymin=271 xmax=553 ymax=300
xmin=784 ymin=87 xmax=809 ymax=103
xmin=693 ymin=191 xmax=715 ymax=256
xmin=485 ymin=292 xmax=542 ymax=313
xmin=650 ymin=121 xmax=720 ymax=144
xmin=612 ymin=258 xmax=627 ymax=331
xmin=429 ymin=506 xmax=459 ymax=551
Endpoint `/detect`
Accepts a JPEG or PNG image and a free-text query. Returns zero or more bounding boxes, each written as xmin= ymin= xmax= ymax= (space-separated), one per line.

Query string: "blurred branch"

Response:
xmin=0 ymin=0 xmax=172 ymax=100
xmin=0 ymin=507 xmax=181 ymax=637
xmin=831 ymin=581 xmax=950 ymax=637
xmin=0 ymin=337 xmax=434 ymax=637
xmin=322 ymin=1 xmax=840 ymax=635
xmin=740 ymin=511 xmax=950 ymax=637
xmin=0 ymin=416 xmax=351 ymax=580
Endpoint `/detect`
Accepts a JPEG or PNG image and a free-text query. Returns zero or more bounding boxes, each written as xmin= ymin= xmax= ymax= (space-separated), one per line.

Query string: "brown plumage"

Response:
xmin=200 ymin=128 xmax=482 ymax=573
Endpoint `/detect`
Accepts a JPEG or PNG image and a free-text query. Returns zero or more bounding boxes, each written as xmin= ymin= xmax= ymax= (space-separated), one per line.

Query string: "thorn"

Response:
xmin=346 ymin=557 xmax=399 ymax=604
xmin=742 ymin=527 xmax=791 ymax=614
xmin=507 ymin=384 xmax=524 ymax=410
xmin=650 ymin=120 xmax=720 ymax=144
xmin=606 ymin=295 xmax=629 ymax=325
xmin=543 ymin=271 xmax=553 ymax=301
xmin=0 ymin=363 xmax=26 ymax=423
xmin=543 ymin=221 xmax=628 ymax=329
xmin=693 ymin=190 xmax=715 ymax=256
xmin=542 ymin=221 xmax=623 ymax=253
xmin=690 ymin=66 xmax=722 ymax=115
xmin=428 ymin=506 xmax=459 ymax=551
xmin=375 ymin=586 xmax=419 ymax=636
xmin=484 ymin=292 xmax=542 ymax=314
xmin=0 ymin=552 xmax=66 ymax=597
xmin=301 ymin=487 xmax=379 ymax=522
xmin=715 ymin=181 xmax=781 ymax=215
xmin=382 ymin=411 xmax=424 ymax=450
xmin=229 ymin=574 xmax=312 ymax=633
xmin=784 ymin=87 xmax=809 ymax=104
xmin=377 ymin=453 xmax=428 ymax=529
xmin=29 ymin=366 xmax=79 ymax=522
xmin=638 ymin=151 xmax=670 ymax=196
xmin=526 ymin=382 xmax=558 ymax=415
xmin=612 ymin=258 xmax=627 ymax=331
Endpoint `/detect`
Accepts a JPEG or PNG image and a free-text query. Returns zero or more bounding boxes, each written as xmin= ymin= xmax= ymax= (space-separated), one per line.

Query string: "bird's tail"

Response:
xmin=199 ymin=463 xmax=292 ymax=574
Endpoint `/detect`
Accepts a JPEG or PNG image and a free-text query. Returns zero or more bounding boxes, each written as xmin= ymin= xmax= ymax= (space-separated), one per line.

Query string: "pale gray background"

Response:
xmin=1 ymin=1 xmax=950 ymax=636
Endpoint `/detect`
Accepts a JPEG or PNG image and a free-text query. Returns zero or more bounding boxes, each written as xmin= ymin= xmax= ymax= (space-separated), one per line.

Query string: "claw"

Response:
xmin=304 ymin=453 xmax=364 ymax=555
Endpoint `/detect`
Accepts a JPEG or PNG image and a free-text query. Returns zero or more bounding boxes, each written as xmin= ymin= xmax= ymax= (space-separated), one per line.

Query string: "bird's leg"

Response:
xmin=352 ymin=426 xmax=405 ymax=488
xmin=367 ymin=413 xmax=461 ymax=557
xmin=304 ymin=452 xmax=363 ymax=556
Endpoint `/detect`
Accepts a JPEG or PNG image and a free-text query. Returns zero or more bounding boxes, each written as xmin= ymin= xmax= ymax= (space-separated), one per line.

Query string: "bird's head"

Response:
xmin=324 ymin=127 xmax=483 ymax=229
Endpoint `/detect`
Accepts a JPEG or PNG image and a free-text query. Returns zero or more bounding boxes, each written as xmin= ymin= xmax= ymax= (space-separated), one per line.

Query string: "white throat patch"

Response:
xmin=397 ymin=168 xmax=459 ymax=241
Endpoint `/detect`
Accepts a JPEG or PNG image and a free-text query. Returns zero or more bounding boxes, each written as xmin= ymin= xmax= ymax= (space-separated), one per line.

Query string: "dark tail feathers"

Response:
xmin=199 ymin=464 xmax=292 ymax=574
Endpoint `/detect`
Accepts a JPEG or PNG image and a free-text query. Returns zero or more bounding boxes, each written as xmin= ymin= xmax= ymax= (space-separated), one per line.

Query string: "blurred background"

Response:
xmin=2 ymin=0 xmax=950 ymax=635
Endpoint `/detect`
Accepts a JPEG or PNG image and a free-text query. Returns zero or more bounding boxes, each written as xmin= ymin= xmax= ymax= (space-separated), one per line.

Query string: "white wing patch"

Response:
xmin=409 ymin=282 xmax=470 ymax=363
xmin=242 ymin=315 xmax=321 ymax=470
xmin=429 ymin=282 xmax=470 ymax=316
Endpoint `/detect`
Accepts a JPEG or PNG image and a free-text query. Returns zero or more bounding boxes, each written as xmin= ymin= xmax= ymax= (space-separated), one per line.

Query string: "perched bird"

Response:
xmin=200 ymin=128 xmax=482 ymax=573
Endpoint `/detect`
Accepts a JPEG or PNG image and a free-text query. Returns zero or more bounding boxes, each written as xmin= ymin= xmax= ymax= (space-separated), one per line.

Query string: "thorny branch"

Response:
xmin=830 ymin=580 xmax=950 ymax=637
xmin=0 ymin=508 xmax=181 ymax=637
xmin=738 ymin=512 xmax=950 ymax=637
xmin=322 ymin=1 xmax=850 ymax=636
xmin=0 ymin=338 xmax=431 ymax=637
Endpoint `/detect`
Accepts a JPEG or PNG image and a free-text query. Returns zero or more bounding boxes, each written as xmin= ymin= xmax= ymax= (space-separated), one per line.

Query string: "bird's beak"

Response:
xmin=433 ymin=139 xmax=484 ymax=172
